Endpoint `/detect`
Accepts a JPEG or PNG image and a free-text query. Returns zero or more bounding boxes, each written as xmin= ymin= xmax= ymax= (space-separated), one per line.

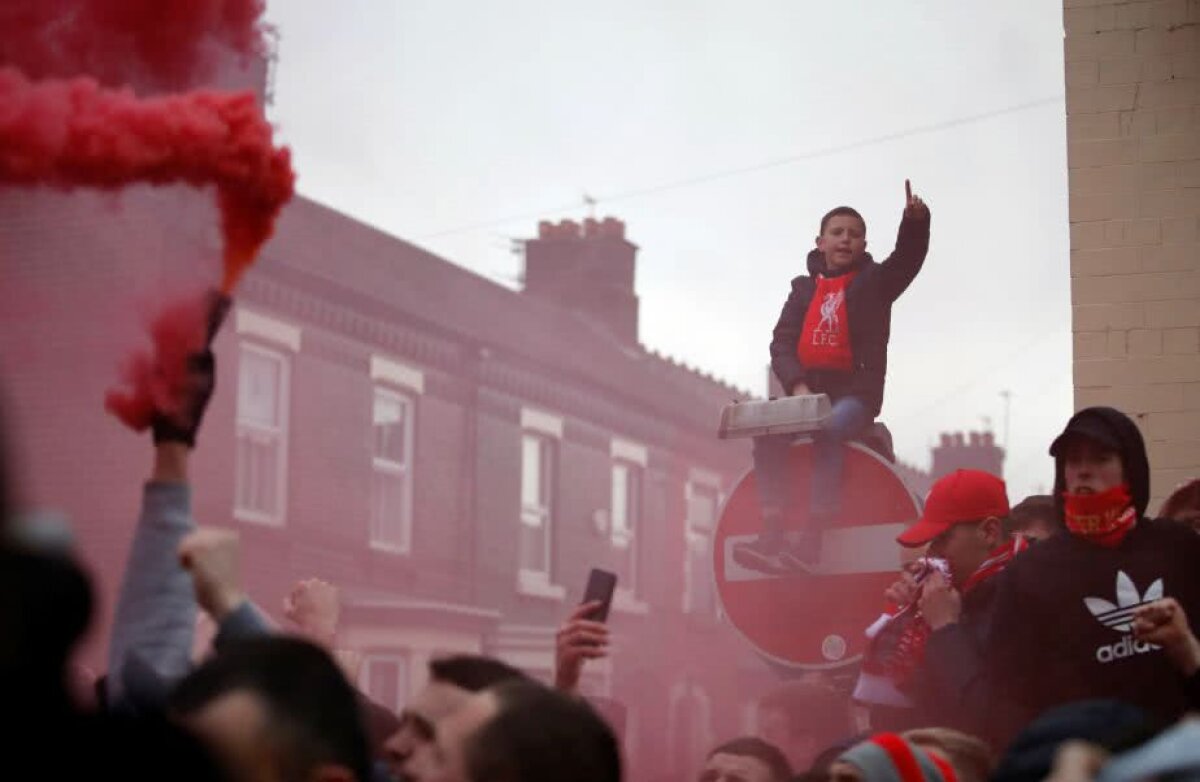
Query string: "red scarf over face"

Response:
xmin=797 ymin=272 xmax=856 ymax=371
xmin=1062 ymin=484 xmax=1137 ymax=548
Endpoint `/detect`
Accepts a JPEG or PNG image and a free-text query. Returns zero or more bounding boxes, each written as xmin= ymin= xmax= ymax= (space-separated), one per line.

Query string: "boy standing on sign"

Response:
xmin=735 ymin=181 xmax=931 ymax=574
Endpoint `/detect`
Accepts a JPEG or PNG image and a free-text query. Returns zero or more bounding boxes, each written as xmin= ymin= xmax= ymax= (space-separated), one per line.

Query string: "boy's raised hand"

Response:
xmin=904 ymin=179 xmax=929 ymax=219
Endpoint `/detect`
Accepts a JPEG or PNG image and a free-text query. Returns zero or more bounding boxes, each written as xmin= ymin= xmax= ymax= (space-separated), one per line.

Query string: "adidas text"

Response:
xmin=1095 ymin=635 xmax=1159 ymax=664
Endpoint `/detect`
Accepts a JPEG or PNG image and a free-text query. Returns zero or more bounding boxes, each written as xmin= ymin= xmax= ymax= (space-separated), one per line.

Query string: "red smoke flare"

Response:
xmin=0 ymin=0 xmax=267 ymax=92
xmin=104 ymin=291 xmax=214 ymax=433
xmin=0 ymin=67 xmax=294 ymax=293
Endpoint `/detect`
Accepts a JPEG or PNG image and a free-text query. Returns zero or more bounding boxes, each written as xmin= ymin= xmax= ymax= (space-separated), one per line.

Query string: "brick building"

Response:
xmin=0 ymin=179 xmax=790 ymax=778
xmin=1063 ymin=0 xmax=1200 ymax=510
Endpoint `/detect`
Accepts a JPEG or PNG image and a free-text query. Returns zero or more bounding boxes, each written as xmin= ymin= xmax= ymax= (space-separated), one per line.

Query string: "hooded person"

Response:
xmin=976 ymin=407 xmax=1200 ymax=748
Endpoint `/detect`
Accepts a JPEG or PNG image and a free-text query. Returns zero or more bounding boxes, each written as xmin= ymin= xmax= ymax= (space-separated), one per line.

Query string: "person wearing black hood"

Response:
xmin=977 ymin=406 xmax=1200 ymax=748
xmin=735 ymin=181 xmax=931 ymax=573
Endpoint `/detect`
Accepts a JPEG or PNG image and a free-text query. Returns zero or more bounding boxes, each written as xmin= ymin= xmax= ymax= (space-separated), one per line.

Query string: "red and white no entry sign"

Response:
xmin=714 ymin=440 xmax=921 ymax=670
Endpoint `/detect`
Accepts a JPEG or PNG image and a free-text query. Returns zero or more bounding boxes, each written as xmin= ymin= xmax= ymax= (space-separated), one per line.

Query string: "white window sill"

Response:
xmin=518 ymin=570 xmax=566 ymax=601
xmin=369 ymin=540 xmax=411 ymax=556
xmin=613 ymin=588 xmax=649 ymax=615
xmin=234 ymin=508 xmax=285 ymax=527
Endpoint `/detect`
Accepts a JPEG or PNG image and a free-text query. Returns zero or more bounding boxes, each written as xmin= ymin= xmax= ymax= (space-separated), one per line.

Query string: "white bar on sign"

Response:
xmin=723 ymin=524 xmax=908 ymax=583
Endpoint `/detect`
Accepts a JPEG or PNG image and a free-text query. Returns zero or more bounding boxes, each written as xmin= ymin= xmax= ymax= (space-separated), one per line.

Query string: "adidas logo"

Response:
xmin=1084 ymin=571 xmax=1163 ymax=664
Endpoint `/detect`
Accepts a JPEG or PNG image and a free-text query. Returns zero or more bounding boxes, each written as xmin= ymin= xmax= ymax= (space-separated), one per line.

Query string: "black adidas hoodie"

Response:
xmin=980 ymin=407 xmax=1200 ymax=745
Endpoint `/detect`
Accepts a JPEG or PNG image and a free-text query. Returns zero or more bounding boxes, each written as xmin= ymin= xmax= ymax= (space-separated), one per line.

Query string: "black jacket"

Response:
xmin=978 ymin=408 xmax=1200 ymax=747
xmin=769 ymin=212 xmax=930 ymax=417
xmin=911 ymin=573 xmax=1003 ymax=736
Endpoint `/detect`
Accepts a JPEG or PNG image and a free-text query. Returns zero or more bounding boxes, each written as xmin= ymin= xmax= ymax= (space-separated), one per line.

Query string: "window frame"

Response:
xmin=233 ymin=341 xmax=291 ymax=527
xmin=517 ymin=410 xmax=565 ymax=600
xmin=683 ymin=476 xmax=722 ymax=616
xmin=369 ymin=385 xmax=417 ymax=554
xmin=610 ymin=458 xmax=644 ymax=596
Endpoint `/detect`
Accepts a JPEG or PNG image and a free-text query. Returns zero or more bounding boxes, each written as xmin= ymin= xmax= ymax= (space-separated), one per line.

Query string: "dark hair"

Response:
xmin=465 ymin=680 xmax=621 ymax=782
xmin=169 ymin=637 xmax=370 ymax=782
xmin=819 ymin=207 xmax=866 ymax=235
xmin=709 ymin=736 xmax=792 ymax=782
xmin=1160 ymin=479 xmax=1200 ymax=520
xmin=429 ymin=655 xmax=528 ymax=693
xmin=1007 ymin=495 xmax=1060 ymax=534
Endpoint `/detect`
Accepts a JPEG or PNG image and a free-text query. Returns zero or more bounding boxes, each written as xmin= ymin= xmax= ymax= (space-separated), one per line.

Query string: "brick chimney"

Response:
xmin=931 ymin=430 xmax=1005 ymax=480
xmin=522 ymin=217 xmax=640 ymax=345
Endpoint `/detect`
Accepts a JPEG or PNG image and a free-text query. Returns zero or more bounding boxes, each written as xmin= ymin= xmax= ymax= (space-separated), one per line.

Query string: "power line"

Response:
xmin=412 ymin=94 xmax=1063 ymax=241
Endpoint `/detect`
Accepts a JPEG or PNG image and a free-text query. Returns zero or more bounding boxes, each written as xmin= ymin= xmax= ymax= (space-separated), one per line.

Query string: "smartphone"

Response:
xmin=581 ymin=568 xmax=618 ymax=622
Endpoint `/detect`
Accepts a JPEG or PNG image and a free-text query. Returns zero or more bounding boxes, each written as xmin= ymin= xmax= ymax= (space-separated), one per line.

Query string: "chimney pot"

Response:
xmin=601 ymin=217 xmax=625 ymax=239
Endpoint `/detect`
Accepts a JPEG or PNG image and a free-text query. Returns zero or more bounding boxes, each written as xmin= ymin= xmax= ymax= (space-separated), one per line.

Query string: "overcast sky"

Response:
xmin=262 ymin=0 xmax=1072 ymax=499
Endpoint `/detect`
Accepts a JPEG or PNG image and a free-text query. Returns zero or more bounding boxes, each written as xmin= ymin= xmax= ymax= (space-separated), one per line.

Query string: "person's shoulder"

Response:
xmin=991 ymin=535 xmax=1077 ymax=585
xmin=787 ymin=274 xmax=815 ymax=296
xmin=1012 ymin=533 xmax=1075 ymax=565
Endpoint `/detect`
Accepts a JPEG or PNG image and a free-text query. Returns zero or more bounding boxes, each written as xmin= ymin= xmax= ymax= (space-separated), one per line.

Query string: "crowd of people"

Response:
xmin=6 ymin=213 xmax=1200 ymax=782
xmin=6 ymin=325 xmax=1200 ymax=782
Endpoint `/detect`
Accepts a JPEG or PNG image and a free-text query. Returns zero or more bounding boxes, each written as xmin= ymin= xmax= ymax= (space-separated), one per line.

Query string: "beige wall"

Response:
xmin=1064 ymin=0 xmax=1200 ymax=510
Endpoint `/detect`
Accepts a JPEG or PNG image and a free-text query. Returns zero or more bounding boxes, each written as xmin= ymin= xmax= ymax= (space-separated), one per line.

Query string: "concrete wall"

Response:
xmin=1064 ymin=0 xmax=1200 ymax=509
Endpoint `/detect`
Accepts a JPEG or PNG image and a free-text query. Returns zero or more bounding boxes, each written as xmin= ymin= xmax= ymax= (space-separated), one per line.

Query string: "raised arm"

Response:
xmin=107 ymin=291 xmax=226 ymax=704
xmin=554 ymin=601 xmax=610 ymax=695
xmin=877 ymin=179 xmax=932 ymax=303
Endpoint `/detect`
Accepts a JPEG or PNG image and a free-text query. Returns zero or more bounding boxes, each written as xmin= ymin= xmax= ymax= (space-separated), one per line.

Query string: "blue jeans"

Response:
xmin=751 ymin=396 xmax=871 ymax=539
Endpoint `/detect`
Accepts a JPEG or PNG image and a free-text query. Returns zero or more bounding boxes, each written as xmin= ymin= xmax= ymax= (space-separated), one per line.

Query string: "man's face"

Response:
xmin=927 ymin=521 xmax=995 ymax=587
xmin=383 ymin=681 xmax=472 ymax=780
xmin=1062 ymin=436 xmax=1124 ymax=495
xmin=404 ymin=690 xmax=498 ymax=782
xmin=699 ymin=752 xmax=777 ymax=782
xmin=816 ymin=215 xmax=867 ymax=271
xmin=1011 ymin=517 xmax=1057 ymax=542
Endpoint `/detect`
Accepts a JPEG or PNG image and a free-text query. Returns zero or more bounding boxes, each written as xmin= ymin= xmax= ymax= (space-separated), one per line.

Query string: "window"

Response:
xmin=370 ymin=387 xmax=415 ymax=552
xmin=520 ymin=432 xmax=555 ymax=582
xmin=235 ymin=343 xmax=289 ymax=524
xmin=684 ymin=480 xmax=721 ymax=616
xmin=360 ymin=655 xmax=409 ymax=713
xmin=611 ymin=460 xmax=642 ymax=594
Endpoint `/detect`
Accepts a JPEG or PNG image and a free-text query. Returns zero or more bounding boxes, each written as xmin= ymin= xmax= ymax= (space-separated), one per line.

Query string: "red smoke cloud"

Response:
xmin=0 ymin=0 xmax=292 ymax=429
xmin=0 ymin=67 xmax=294 ymax=292
xmin=104 ymin=291 xmax=214 ymax=433
xmin=0 ymin=0 xmax=267 ymax=92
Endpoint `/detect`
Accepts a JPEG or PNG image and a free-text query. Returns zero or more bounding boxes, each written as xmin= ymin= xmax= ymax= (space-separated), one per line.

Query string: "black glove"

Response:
xmin=152 ymin=291 xmax=231 ymax=448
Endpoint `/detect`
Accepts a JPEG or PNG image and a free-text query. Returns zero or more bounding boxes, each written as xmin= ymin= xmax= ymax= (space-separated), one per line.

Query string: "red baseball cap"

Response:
xmin=897 ymin=469 xmax=1010 ymax=548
